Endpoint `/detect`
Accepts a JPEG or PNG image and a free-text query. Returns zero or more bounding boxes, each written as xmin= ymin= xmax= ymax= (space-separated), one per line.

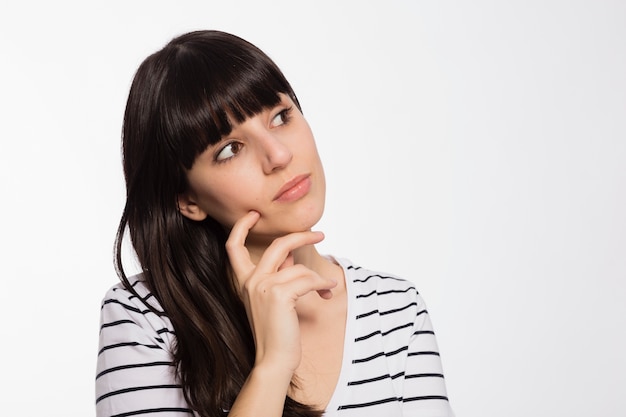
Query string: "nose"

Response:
xmin=259 ymin=133 xmax=293 ymax=174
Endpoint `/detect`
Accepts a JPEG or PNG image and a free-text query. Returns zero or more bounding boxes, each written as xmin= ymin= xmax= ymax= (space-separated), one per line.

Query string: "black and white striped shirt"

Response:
xmin=96 ymin=258 xmax=454 ymax=416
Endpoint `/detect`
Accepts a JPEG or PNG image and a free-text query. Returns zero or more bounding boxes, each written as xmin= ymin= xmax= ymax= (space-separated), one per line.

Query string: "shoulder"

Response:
xmin=98 ymin=273 xmax=175 ymax=351
xmin=334 ymin=257 xmax=432 ymax=336
xmin=96 ymin=275 xmax=190 ymax=416
xmin=100 ymin=273 xmax=162 ymax=320
xmin=335 ymin=257 xmax=424 ymax=307
xmin=337 ymin=258 xmax=414 ymax=287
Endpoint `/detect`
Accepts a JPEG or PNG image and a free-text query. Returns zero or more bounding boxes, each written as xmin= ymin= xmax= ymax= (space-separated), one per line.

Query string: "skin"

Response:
xmin=177 ymin=94 xmax=347 ymax=414
xmin=178 ymin=94 xmax=326 ymax=255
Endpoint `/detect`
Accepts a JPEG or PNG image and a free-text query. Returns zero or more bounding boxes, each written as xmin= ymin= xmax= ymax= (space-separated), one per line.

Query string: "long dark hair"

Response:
xmin=114 ymin=30 xmax=320 ymax=417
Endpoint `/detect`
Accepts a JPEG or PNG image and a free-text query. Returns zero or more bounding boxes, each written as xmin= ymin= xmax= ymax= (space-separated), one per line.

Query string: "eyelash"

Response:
xmin=273 ymin=106 xmax=293 ymax=127
xmin=213 ymin=106 xmax=293 ymax=164
xmin=214 ymin=141 xmax=243 ymax=164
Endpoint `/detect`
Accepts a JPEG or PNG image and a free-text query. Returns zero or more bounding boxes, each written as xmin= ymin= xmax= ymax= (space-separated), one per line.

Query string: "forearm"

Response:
xmin=228 ymin=363 xmax=293 ymax=416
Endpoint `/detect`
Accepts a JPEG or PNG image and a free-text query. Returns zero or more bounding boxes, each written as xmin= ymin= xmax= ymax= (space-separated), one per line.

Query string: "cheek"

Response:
xmin=197 ymin=181 xmax=262 ymax=227
xmin=200 ymin=189 xmax=243 ymax=223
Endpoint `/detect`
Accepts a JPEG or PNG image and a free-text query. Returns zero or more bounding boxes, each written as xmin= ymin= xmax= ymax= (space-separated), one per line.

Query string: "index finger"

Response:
xmin=255 ymin=230 xmax=324 ymax=273
xmin=225 ymin=211 xmax=261 ymax=277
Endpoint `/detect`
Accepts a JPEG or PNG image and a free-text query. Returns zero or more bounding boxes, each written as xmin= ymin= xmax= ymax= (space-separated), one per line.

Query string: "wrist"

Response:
xmin=228 ymin=362 xmax=294 ymax=416
xmin=249 ymin=360 xmax=294 ymax=390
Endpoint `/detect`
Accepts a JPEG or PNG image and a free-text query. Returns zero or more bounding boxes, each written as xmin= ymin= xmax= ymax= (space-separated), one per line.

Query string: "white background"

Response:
xmin=1 ymin=1 xmax=624 ymax=416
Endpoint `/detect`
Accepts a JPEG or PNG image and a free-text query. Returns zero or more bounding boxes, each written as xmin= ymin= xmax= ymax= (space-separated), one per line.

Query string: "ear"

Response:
xmin=177 ymin=192 xmax=208 ymax=221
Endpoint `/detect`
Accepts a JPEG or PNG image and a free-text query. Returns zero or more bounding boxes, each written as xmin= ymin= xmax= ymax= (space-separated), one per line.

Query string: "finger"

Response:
xmin=256 ymin=231 xmax=325 ymax=273
xmin=317 ymin=289 xmax=334 ymax=299
xmin=278 ymin=252 xmax=294 ymax=271
xmin=271 ymin=270 xmax=337 ymax=300
xmin=225 ymin=211 xmax=261 ymax=277
xmin=247 ymin=264 xmax=336 ymax=296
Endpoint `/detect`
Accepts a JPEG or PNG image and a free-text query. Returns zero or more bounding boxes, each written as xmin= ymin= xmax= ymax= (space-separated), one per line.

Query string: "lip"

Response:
xmin=273 ymin=174 xmax=312 ymax=202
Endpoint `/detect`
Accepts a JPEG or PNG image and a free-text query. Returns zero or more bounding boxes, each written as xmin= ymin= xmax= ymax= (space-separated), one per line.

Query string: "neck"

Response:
xmin=292 ymin=244 xmax=323 ymax=270
xmin=242 ymin=235 xmax=345 ymax=322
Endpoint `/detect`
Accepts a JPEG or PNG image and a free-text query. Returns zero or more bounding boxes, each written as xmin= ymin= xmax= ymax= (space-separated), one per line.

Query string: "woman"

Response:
xmin=96 ymin=30 xmax=454 ymax=417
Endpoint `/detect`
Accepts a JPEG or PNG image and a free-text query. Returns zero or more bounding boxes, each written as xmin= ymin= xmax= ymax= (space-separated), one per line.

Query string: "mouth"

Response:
xmin=273 ymin=174 xmax=312 ymax=202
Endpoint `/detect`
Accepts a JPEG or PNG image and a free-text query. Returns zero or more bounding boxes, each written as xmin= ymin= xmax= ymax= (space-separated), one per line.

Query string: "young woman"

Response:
xmin=96 ymin=30 xmax=454 ymax=417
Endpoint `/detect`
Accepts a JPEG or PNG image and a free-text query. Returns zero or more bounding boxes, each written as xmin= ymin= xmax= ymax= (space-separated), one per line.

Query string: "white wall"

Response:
xmin=1 ymin=1 xmax=624 ymax=416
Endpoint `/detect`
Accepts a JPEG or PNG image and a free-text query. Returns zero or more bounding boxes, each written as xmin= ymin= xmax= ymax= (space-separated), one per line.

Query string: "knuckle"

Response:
xmin=242 ymin=275 xmax=258 ymax=293
xmin=268 ymin=284 xmax=287 ymax=300
xmin=291 ymin=264 xmax=314 ymax=277
xmin=224 ymin=238 xmax=237 ymax=252
xmin=248 ymin=279 xmax=284 ymax=300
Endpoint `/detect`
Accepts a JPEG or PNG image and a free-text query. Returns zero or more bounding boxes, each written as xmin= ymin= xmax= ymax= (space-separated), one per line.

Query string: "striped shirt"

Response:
xmin=96 ymin=258 xmax=454 ymax=416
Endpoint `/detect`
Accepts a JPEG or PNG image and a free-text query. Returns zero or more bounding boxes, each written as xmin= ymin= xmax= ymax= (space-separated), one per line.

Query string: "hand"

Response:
xmin=225 ymin=211 xmax=338 ymax=376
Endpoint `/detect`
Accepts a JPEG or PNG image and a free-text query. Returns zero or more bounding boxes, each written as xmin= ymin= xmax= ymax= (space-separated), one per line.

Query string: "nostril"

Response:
xmin=264 ymin=142 xmax=293 ymax=173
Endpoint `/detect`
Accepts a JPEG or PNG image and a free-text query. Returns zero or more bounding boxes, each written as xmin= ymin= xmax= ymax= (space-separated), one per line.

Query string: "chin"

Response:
xmin=263 ymin=206 xmax=325 ymax=237
xmin=299 ymin=199 xmax=325 ymax=229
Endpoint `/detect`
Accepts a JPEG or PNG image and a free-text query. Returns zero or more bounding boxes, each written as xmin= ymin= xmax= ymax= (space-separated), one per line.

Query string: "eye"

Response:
xmin=215 ymin=141 xmax=243 ymax=162
xmin=270 ymin=107 xmax=293 ymax=128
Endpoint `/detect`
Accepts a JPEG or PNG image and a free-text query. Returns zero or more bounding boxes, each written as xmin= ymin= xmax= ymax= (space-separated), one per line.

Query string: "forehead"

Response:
xmin=224 ymin=93 xmax=292 ymax=127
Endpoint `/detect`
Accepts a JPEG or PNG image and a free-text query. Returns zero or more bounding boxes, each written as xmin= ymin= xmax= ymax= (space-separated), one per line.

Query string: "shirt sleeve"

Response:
xmin=401 ymin=292 xmax=455 ymax=417
xmin=95 ymin=282 xmax=194 ymax=417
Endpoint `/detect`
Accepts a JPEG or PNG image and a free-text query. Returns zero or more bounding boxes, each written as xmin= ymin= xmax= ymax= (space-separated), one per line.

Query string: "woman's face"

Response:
xmin=179 ymin=93 xmax=326 ymax=241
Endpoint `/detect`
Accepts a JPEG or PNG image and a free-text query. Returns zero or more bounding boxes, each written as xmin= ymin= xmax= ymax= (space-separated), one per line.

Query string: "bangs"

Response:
xmin=157 ymin=33 xmax=298 ymax=169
